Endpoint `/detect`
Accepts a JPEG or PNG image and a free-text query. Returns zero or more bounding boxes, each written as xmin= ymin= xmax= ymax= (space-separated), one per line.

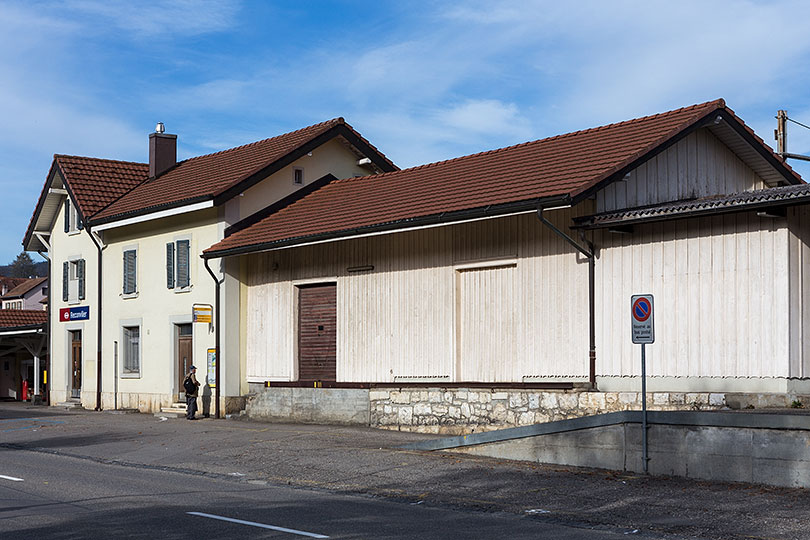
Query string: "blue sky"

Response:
xmin=2 ymin=0 xmax=810 ymax=264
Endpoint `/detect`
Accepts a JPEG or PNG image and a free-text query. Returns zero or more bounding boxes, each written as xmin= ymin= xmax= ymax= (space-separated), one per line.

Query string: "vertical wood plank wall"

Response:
xmin=598 ymin=128 xmax=767 ymax=213
xmin=245 ymin=209 xmax=591 ymax=383
xmin=595 ymin=212 xmax=791 ymax=378
xmin=788 ymin=206 xmax=810 ymax=377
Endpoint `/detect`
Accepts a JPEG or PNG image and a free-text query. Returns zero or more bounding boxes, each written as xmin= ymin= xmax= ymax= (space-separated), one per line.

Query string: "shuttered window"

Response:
xmin=166 ymin=243 xmax=175 ymax=289
xmin=122 ymin=326 xmax=140 ymax=374
xmin=176 ymin=240 xmax=190 ymax=288
xmin=77 ymin=259 xmax=85 ymax=300
xmin=166 ymin=239 xmax=191 ymax=290
xmin=64 ymin=200 xmax=70 ymax=233
xmin=64 ymin=199 xmax=82 ymax=233
xmin=123 ymin=249 xmax=137 ymax=295
xmin=63 ymin=259 xmax=85 ymax=303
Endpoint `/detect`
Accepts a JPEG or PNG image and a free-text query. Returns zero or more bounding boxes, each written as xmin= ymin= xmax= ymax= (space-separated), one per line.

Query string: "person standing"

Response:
xmin=184 ymin=366 xmax=200 ymax=420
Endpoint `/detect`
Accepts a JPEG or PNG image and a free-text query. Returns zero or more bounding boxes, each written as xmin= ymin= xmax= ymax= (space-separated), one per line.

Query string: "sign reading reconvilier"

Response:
xmin=631 ymin=294 xmax=654 ymax=344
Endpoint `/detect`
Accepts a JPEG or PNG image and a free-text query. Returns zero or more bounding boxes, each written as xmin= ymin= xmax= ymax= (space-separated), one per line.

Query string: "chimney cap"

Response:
xmin=155 ymin=122 xmax=165 ymax=134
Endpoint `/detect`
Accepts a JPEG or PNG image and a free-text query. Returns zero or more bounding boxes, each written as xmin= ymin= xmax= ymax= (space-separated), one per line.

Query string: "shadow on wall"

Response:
xmin=201 ymin=384 xmax=212 ymax=418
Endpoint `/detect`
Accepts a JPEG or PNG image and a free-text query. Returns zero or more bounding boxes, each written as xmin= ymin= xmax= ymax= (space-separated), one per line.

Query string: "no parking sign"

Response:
xmin=631 ymin=294 xmax=654 ymax=344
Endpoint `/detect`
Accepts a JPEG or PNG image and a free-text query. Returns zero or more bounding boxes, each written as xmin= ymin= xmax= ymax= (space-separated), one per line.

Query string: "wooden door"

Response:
xmin=177 ymin=324 xmax=192 ymax=394
xmin=297 ymin=284 xmax=337 ymax=381
xmin=70 ymin=330 xmax=82 ymax=398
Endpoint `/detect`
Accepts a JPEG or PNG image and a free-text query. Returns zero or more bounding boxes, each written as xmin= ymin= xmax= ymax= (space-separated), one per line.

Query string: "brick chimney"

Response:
xmin=149 ymin=124 xmax=177 ymax=178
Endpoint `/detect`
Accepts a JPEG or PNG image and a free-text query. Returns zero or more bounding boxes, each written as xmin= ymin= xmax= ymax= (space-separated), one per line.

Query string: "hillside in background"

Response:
xmin=0 ymin=261 xmax=48 ymax=278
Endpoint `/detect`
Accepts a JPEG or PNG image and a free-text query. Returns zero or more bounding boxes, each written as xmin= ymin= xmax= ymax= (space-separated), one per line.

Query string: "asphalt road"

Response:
xmin=1 ymin=402 xmax=808 ymax=539
xmin=2 ymin=448 xmax=635 ymax=539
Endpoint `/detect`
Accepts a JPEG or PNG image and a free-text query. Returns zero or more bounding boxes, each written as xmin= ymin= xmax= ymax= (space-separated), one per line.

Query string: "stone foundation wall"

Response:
xmin=369 ymin=388 xmax=809 ymax=434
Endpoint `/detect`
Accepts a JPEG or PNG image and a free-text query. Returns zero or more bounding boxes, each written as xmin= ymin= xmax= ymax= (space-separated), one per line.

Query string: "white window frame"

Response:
xmin=122 ymin=245 xmax=138 ymax=298
xmin=66 ymin=256 xmax=84 ymax=305
xmin=65 ymin=198 xmax=82 ymax=235
xmin=120 ymin=319 xmax=142 ymax=378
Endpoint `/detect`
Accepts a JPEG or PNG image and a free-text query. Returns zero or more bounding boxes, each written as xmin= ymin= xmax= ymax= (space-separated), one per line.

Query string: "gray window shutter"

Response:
xmin=123 ymin=250 xmax=137 ymax=295
xmin=64 ymin=200 xmax=70 ymax=233
xmin=78 ymin=259 xmax=85 ymax=300
xmin=177 ymin=240 xmax=190 ymax=288
xmin=62 ymin=261 xmax=69 ymax=302
xmin=166 ymin=243 xmax=175 ymax=289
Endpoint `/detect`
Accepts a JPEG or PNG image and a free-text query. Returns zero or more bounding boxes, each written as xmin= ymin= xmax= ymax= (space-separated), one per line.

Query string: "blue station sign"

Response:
xmin=59 ymin=306 xmax=90 ymax=322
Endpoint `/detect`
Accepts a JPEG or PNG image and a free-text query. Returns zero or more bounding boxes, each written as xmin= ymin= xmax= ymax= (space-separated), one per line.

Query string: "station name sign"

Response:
xmin=59 ymin=306 xmax=90 ymax=322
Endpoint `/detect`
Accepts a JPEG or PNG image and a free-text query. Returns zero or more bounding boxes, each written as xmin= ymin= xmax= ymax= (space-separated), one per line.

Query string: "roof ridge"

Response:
xmin=55 ymin=154 xmax=148 ymax=167
xmin=331 ymin=99 xmax=726 ymax=186
xmin=179 ymin=117 xmax=344 ymax=164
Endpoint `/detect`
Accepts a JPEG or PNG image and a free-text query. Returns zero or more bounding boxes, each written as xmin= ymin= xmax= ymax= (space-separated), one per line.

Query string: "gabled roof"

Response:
xmin=91 ymin=118 xmax=396 ymax=224
xmin=203 ymin=99 xmax=803 ymax=258
xmin=0 ymin=309 xmax=47 ymax=331
xmin=23 ymin=117 xmax=396 ymax=249
xmin=1 ymin=277 xmax=47 ymax=300
xmin=23 ymin=156 xmax=148 ymax=251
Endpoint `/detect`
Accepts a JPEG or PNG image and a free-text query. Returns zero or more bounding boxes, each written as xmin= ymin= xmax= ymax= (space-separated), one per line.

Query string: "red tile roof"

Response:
xmin=2 ymin=277 xmax=47 ymax=299
xmin=55 ymin=156 xmax=149 ymax=219
xmin=207 ymin=99 xmax=794 ymax=257
xmin=92 ymin=118 xmax=395 ymax=222
xmin=0 ymin=309 xmax=46 ymax=330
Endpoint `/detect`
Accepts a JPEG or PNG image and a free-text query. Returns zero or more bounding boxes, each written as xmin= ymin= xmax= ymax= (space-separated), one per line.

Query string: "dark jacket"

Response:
xmin=185 ymin=372 xmax=200 ymax=397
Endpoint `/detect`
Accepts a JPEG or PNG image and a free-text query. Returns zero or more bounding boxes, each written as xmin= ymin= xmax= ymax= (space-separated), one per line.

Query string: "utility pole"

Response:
xmin=775 ymin=110 xmax=788 ymax=156
xmin=775 ymin=110 xmax=810 ymax=162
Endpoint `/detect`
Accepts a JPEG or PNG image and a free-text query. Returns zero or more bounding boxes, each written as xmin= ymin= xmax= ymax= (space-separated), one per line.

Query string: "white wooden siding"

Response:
xmin=245 ymin=209 xmax=591 ymax=383
xmin=598 ymin=128 xmax=767 ymax=213
xmin=788 ymin=206 xmax=810 ymax=377
xmin=595 ymin=213 xmax=790 ymax=378
xmin=457 ymin=264 xmax=518 ymax=381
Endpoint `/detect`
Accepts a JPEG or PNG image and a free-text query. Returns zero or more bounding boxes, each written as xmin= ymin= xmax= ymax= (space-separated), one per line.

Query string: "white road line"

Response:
xmin=187 ymin=512 xmax=329 ymax=538
xmin=0 ymin=475 xmax=24 ymax=482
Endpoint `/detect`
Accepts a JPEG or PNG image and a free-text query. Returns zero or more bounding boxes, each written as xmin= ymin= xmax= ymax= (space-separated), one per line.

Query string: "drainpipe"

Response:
xmin=204 ymin=258 xmax=223 ymax=419
xmin=87 ymin=228 xmax=104 ymax=410
xmin=537 ymin=207 xmax=597 ymax=389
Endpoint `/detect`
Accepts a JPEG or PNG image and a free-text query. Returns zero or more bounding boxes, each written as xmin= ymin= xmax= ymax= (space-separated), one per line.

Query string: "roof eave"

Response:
xmin=203 ymin=195 xmax=570 ymax=260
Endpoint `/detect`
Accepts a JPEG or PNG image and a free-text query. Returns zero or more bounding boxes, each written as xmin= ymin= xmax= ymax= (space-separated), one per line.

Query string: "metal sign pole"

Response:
xmin=641 ymin=343 xmax=648 ymax=473
xmin=631 ymin=294 xmax=654 ymax=475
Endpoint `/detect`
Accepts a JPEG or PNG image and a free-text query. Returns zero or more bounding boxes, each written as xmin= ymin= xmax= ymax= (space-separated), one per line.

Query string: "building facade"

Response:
xmin=24 ymin=119 xmax=395 ymax=413
xmin=202 ymin=99 xmax=810 ymax=433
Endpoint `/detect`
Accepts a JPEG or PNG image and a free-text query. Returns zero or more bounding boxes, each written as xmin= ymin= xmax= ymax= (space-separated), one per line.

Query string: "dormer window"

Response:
xmin=64 ymin=199 xmax=83 ymax=234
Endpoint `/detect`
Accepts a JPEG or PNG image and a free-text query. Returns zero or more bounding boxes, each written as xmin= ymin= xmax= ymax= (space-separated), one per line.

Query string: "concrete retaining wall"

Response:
xmin=427 ymin=412 xmax=810 ymax=488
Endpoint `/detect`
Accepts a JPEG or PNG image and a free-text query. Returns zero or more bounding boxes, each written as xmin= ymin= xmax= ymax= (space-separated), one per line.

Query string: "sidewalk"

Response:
xmin=1 ymin=402 xmax=808 ymax=539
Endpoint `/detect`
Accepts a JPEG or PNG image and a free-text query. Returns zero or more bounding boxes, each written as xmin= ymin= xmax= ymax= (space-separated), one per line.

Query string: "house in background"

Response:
xmin=0 ymin=277 xmax=47 ymax=310
xmin=23 ymin=119 xmax=395 ymax=413
xmin=202 ymin=99 xmax=810 ymax=433
xmin=0 ymin=309 xmax=47 ymax=401
xmin=0 ymin=277 xmax=26 ymax=297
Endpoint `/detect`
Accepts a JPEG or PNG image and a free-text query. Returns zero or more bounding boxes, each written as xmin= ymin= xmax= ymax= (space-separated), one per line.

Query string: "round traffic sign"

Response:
xmin=632 ymin=297 xmax=651 ymax=322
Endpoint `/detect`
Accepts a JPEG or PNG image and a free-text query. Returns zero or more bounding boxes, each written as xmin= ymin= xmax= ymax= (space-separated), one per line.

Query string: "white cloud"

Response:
xmin=58 ymin=0 xmax=239 ymax=39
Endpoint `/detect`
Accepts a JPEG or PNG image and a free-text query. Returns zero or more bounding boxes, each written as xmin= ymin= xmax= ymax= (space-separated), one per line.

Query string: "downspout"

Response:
xmin=204 ymin=257 xmax=223 ymax=419
xmin=537 ymin=207 xmax=597 ymax=389
xmin=87 ymin=228 xmax=104 ymax=410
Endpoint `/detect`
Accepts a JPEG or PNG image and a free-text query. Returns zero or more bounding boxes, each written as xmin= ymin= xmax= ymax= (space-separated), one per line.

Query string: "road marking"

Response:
xmin=0 ymin=475 xmax=24 ymax=482
xmin=187 ymin=512 xmax=329 ymax=538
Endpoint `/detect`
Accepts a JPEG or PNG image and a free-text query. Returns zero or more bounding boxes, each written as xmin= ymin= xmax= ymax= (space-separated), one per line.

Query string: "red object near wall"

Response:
xmin=22 ymin=379 xmax=28 ymax=402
